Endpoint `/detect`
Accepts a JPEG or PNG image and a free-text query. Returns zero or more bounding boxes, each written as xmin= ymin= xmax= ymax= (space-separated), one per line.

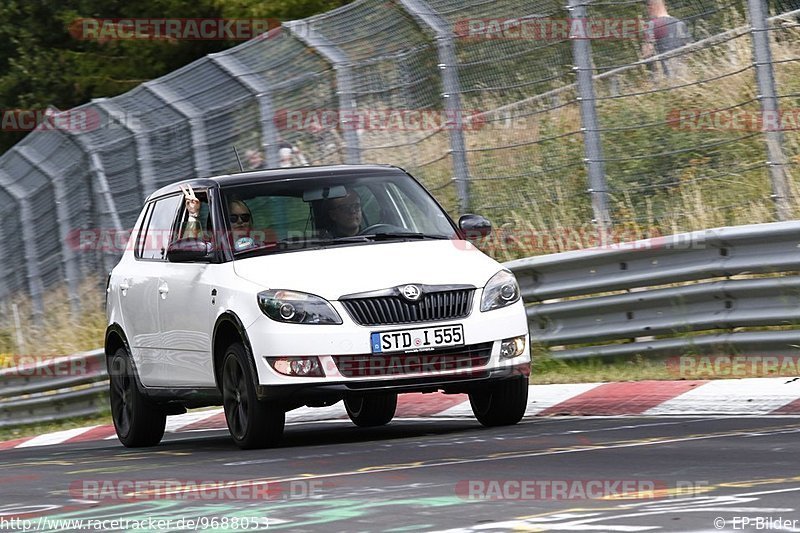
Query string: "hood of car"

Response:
xmin=232 ymin=239 xmax=503 ymax=300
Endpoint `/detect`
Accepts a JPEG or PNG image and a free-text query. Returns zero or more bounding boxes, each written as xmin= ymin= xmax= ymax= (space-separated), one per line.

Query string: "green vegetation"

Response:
xmin=0 ymin=0 xmax=352 ymax=153
xmin=0 ymin=412 xmax=111 ymax=443
xmin=0 ymin=278 xmax=107 ymax=357
xmin=531 ymin=355 xmax=677 ymax=384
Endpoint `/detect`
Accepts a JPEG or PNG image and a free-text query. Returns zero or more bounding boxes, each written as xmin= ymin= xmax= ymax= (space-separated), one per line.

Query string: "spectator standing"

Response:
xmin=277 ymin=139 xmax=309 ymax=168
xmin=642 ymin=0 xmax=692 ymax=78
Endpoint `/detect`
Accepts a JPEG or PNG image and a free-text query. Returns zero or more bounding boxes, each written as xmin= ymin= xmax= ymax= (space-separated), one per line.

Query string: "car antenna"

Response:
xmin=233 ymin=146 xmax=244 ymax=172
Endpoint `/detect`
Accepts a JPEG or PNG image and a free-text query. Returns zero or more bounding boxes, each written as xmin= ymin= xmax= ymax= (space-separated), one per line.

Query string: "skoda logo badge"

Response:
xmin=401 ymin=284 xmax=422 ymax=301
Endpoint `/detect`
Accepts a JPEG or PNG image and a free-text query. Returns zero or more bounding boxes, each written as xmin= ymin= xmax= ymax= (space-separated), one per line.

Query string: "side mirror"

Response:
xmin=166 ymin=238 xmax=212 ymax=263
xmin=458 ymin=214 xmax=492 ymax=239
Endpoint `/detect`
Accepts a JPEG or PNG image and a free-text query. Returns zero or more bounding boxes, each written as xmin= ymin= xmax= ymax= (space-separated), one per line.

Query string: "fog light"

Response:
xmin=499 ymin=335 xmax=527 ymax=359
xmin=269 ymin=357 xmax=324 ymax=377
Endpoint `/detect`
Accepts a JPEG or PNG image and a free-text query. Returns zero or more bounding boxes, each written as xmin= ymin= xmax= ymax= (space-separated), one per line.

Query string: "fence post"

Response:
xmin=145 ymin=79 xmax=213 ymax=177
xmin=396 ymin=0 xmax=472 ymax=214
xmin=0 ymin=224 xmax=7 ymax=301
xmin=209 ymin=52 xmax=281 ymax=169
xmin=568 ymin=0 xmax=612 ymax=236
xmin=16 ymin=146 xmax=81 ymax=315
xmin=0 ymin=170 xmax=45 ymax=322
xmin=285 ymin=21 xmax=361 ymax=165
xmin=748 ymin=0 xmax=792 ymax=220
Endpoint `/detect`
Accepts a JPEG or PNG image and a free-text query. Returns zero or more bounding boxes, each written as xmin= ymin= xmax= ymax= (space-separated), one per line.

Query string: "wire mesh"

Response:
xmin=0 ymin=186 xmax=25 ymax=297
xmin=429 ymin=0 xmax=590 ymax=222
xmin=0 ymin=151 xmax=62 ymax=289
xmin=589 ymin=0 xmax=772 ymax=232
xmin=769 ymin=12 xmax=800 ymax=217
xmin=294 ymin=0 xmax=450 ymax=200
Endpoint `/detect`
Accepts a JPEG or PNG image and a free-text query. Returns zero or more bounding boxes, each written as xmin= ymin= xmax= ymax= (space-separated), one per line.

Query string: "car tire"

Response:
xmin=344 ymin=393 xmax=398 ymax=427
xmin=222 ymin=342 xmax=285 ymax=449
xmin=469 ymin=376 xmax=529 ymax=427
xmin=109 ymin=348 xmax=167 ymax=448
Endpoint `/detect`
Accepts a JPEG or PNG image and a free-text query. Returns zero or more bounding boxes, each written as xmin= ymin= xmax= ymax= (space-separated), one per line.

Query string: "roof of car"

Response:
xmin=146 ymin=164 xmax=406 ymax=201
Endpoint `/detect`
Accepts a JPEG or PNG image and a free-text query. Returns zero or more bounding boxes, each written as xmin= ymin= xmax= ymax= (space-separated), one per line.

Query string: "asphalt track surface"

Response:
xmin=2 ymin=414 xmax=800 ymax=532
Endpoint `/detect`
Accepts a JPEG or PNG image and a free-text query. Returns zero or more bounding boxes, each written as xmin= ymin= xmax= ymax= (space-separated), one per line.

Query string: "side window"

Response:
xmin=139 ymin=195 xmax=182 ymax=260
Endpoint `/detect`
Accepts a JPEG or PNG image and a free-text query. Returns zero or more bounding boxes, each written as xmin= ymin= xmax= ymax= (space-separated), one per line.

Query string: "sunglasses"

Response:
xmin=229 ymin=213 xmax=251 ymax=223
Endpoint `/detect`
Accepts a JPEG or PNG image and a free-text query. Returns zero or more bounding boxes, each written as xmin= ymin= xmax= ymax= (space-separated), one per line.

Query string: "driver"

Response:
xmin=321 ymin=188 xmax=362 ymax=237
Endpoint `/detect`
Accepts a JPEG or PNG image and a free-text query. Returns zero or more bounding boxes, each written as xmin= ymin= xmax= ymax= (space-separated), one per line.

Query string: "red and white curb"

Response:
xmin=3 ymin=377 xmax=800 ymax=450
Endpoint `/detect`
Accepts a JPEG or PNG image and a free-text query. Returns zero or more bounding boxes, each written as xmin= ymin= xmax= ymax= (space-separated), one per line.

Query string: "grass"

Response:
xmin=531 ymin=355 xmax=679 ymax=384
xmin=0 ymin=413 xmax=112 ymax=443
xmin=0 ymin=278 xmax=106 ymax=357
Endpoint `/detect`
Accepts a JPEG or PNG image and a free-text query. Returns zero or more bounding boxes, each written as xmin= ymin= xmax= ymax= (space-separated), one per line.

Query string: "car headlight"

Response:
xmin=480 ymin=270 xmax=521 ymax=312
xmin=257 ymin=290 xmax=342 ymax=325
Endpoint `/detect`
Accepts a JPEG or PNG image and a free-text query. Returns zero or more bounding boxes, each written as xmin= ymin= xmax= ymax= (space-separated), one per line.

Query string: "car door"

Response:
xmin=122 ymin=193 xmax=182 ymax=387
xmin=157 ymin=187 xmax=218 ymax=387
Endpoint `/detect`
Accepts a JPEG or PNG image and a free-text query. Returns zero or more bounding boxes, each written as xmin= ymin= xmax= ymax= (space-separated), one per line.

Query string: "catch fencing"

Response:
xmin=1 ymin=0 xmax=800 ymax=320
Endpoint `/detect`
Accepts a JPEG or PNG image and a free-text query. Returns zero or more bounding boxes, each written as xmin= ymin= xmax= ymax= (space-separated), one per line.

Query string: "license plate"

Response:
xmin=370 ymin=324 xmax=464 ymax=354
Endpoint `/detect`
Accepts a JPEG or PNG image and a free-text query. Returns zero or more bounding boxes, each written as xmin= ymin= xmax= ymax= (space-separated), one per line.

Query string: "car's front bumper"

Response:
xmin=246 ymin=297 xmax=531 ymax=389
xmin=256 ymin=362 xmax=530 ymax=406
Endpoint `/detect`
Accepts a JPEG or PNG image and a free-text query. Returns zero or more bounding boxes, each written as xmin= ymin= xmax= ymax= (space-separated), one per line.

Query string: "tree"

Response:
xmin=0 ymin=0 xmax=351 ymax=153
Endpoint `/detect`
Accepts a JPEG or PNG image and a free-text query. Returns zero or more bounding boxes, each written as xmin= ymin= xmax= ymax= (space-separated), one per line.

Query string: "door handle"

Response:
xmin=158 ymin=282 xmax=169 ymax=299
xmin=119 ymin=279 xmax=130 ymax=294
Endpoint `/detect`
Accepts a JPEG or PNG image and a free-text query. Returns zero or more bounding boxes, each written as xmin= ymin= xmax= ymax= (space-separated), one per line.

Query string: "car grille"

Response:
xmin=341 ymin=288 xmax=475 ymax=326
xmin=332 ymin=342 xmax=493 ymax=378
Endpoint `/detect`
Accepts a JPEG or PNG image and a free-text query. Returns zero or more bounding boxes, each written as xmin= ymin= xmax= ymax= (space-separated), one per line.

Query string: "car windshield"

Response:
xmin=219 ymin=171 xmax=458 ymax=257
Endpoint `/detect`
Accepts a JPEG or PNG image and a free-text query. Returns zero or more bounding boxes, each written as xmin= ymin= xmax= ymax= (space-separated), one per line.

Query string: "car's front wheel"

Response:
xmin=469 ymin=376 xmax=529 ymax=427
xmin=222 ymin=342 xmax=285 ymax=449
xmin=109 ymin=348 xmax=166 ymax=447
xmin=344 ymin=393 xmax=398 ymax=427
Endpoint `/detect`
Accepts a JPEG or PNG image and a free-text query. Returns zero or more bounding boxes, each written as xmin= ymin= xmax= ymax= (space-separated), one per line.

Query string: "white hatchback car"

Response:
xmin=105 ymin=165 xmax=530 ymax=449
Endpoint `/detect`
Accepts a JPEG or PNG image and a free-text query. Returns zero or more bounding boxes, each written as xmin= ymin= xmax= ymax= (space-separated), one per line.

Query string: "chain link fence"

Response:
xmin=1 ymin=0 xmax=799 ymax=319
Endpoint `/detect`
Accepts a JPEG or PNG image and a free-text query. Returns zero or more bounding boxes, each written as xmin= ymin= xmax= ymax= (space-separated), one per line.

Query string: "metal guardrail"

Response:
xmin=0 ymin=349 xmax=108 ymax=429
xmin=505 ymin=220 xmax=800 ymax=359
xmin=3 ymin=220 xmax=800 ymax=428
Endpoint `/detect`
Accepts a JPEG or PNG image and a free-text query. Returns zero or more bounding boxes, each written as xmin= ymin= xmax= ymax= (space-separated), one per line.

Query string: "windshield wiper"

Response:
xmin=328 ymin=235 xmax=373 ymax=243
xmin=234 ymin=233 xmax=448 ymax=257
xmin=362 ymin=232 xmax=451 ymax=241
xmin=234 ymin=235 xmax=371 ymax=257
